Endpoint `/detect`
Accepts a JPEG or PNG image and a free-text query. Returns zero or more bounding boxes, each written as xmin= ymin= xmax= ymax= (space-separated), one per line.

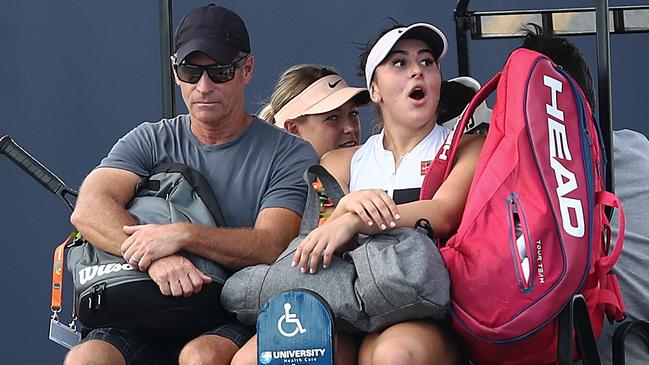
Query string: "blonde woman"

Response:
xmin=259 ymin=64 xmax=370 ymax=158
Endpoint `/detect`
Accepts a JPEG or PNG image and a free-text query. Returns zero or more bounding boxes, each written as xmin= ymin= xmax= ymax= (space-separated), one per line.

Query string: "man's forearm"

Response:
xmin=71 ymin=195 xmax=137 ymax=256
xmin=119 ymin=207 xmax=302 ymax=271
xmin=178 ymin=223 xmax=292 ymax=270
xmin=70 ymin=167 xmax=141 ymax=256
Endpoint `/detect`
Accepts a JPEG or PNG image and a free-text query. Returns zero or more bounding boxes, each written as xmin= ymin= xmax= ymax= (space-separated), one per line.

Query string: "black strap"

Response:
xmin=308 ymin=164 xmax=344 ymax=205
xmin=414 ymin=218 xmax=435 ymax=240
xmin=557 ymin=294 xmax=601 ymax=365
xmin=299 ymin=165 xmax=346 ymax=235
xmin=144 ymin=162 xmax=227 ymax=226
xmin=612 ymin=320 xmax=649 ymax=365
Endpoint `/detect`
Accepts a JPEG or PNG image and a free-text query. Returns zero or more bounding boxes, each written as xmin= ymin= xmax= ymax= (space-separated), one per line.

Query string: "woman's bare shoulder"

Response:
xmin=457 ymin=134 xmax=485 ymax=159
xmin=321 ymin=146 xmax=360 ymax=166
xmin=320 ymin=146 xmax=361 ymax=192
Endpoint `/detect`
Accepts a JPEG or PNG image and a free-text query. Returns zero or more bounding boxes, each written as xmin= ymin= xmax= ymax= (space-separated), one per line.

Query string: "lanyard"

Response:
xmin=51 ymin=231 xmax=79 ymax=326
xmin=49 ymin=232 xmax=82 ymax=349
xmin=51 ymin=240 xmax=66 ymax=312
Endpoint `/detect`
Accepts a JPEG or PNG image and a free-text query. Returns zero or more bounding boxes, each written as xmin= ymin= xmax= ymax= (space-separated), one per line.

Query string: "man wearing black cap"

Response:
xmin=65 ymin=4 xmax=317 ymax=365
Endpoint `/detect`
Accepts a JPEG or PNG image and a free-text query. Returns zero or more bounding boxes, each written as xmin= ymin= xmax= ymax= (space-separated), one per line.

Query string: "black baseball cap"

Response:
xmin=173 ymin=4 xmax=251 ymax=65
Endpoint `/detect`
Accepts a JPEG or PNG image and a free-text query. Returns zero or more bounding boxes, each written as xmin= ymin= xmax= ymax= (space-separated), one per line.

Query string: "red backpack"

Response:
xmin=420 ymin=48 xmax=626 ymax=364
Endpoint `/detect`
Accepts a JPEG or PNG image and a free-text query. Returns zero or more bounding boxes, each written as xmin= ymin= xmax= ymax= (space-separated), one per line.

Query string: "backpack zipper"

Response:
xmin=507 ymin=194 xmax=534 ymax=291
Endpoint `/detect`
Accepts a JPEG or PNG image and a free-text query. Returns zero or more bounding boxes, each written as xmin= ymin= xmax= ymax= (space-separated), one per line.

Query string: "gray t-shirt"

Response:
xmin=98 ymin=115 xmax=318 ymax=228
xmin=596 ymin=129 xmax=649 ymax=364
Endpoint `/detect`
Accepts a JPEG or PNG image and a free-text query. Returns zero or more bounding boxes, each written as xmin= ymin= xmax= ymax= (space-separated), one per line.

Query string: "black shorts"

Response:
xmin=83 ymin=321 xmax=254 ymax=365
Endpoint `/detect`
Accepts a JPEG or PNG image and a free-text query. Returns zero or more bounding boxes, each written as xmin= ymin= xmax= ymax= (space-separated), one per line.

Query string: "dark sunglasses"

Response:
xmin=174 ymin=56 xmax=247 ymax=84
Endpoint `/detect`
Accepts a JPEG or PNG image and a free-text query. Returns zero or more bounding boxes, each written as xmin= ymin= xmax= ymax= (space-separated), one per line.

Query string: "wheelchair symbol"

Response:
xmin=277 ymin=303 xmax=307 ymax=337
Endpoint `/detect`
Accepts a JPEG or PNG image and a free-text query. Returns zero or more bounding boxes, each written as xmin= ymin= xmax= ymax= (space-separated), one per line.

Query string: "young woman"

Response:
xmin=291 ymin=23 xmax=485 ymax=364
xmin=259 ymin=64 xmax=370 ymax=158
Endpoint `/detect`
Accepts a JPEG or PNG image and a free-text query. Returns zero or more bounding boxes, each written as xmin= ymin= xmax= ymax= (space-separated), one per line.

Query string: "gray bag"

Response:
xmin=221 ymin=165 xmax=450 ymax=333
xmin=67 ymin=163 xmax=230 ymax=341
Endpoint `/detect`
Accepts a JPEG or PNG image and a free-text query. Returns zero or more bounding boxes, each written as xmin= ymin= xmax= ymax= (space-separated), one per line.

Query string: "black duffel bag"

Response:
xmin=67 ymin=163 xmax=230 ymax=342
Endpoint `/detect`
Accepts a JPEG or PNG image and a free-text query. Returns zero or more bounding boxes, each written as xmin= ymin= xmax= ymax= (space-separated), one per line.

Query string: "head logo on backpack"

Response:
xmin=420 ymin=48 xmax=626 ymax=364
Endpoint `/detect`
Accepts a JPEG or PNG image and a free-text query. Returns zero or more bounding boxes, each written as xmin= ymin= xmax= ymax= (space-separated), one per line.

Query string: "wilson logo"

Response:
xmin=79 ymin=263 xmax=135 ymax=285
xmin=544 ymin=75 xmax=584 ymax=237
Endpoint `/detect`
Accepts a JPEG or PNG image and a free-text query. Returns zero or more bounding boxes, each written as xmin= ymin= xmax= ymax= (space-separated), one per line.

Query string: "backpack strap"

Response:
xmin=595 ymin=190 xmax=627 ymax=320
xmin=299 ymin=165 xmax=345 ymax=235
xmin=612 ymin=320 xmax=649 ymax=365
xmin=309 ymin=165 xmax=345 ymax=205
xmin=595 ymin=191 xmax=625 ymax=268
xmin=557 ymin=294 xmax=602 ymax=365
xmin=144 ymin=162 xmax=227 ymax=226
xmin=581 ymin=190 xmax=626 ymax=321
xmin=419 ymin=72 xmax=500 ymax=200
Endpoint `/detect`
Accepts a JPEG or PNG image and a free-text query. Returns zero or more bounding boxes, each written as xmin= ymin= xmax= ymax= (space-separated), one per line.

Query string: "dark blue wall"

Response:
xmin=1 ymin=1 xmax=647 ymax=362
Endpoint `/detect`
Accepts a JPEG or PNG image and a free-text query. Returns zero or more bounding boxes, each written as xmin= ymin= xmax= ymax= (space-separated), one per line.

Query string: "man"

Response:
xmin=64 ymin=4 xmax=317 ymax=365
xmin=521 ymin=24 xmax=649 ymax=364
xmin=597 ymin=128 xmax=649 ymax=364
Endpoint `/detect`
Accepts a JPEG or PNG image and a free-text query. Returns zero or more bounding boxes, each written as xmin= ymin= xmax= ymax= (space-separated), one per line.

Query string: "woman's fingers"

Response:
xmin=293 ymin=230 xmax=336 ymax=274
xmin=359 ymin=199 xmax=385 ymax=228
xmin=307 ymin=239 xmax=330 ymax=274
xmin=292 ymin=213 xmax=362 ymax=274
xmin=377 ymin=191 xmax=400 ymax=226
xmin=351 ymin=203 xmax=374 ymax=227
xmin=294 ymin=236 xmax=314 ymax=273
xmin=292 ymin=240 xmax=305 ymax=270
xmin=321 ymin=242 xmax=336 ymax=270
xmin=355 ymin=190 xmax=399 ymax=229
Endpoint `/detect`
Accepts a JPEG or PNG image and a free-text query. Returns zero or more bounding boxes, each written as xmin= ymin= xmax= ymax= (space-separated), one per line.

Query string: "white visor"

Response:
xmin=364 ymin=23 xmax=448 ymax=90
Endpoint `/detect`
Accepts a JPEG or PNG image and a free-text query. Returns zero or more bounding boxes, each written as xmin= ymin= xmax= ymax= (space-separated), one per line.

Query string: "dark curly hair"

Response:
xmin=520 ymin=23 xmax=595 ymax=108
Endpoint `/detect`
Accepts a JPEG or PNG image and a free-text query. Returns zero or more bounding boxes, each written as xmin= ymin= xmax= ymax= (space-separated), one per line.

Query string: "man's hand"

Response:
xmin=121 ymin=223 xmax=188 ymax=270
xmin=147 ymin=255 xmax=212 ymax=297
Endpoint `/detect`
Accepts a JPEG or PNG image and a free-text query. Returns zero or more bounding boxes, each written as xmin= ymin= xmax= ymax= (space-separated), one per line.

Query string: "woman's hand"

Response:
xmin=331 ymin=189 xmax=400 ymax=230
xmin=292 ymin=213 xmax=362 ymax=274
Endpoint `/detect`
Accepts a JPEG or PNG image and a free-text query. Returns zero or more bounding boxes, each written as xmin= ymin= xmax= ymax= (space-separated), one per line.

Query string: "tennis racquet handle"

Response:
xmin=0 ymin=135 xmax=70 ymax=197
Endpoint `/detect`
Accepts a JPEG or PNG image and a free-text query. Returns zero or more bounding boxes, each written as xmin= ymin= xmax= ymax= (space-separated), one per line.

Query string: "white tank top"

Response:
xmin=349 ymin=124 xmax=450 ymax=204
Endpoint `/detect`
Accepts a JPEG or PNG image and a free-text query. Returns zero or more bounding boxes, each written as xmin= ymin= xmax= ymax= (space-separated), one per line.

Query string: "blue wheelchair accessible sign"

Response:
xmin=257 ymin=289 xmax=334 ymax=365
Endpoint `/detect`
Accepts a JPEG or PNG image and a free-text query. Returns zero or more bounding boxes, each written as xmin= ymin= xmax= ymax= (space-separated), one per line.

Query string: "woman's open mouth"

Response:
xmin=409 ymin=87 xmax=426 ymax=101
xmin=339 ymin=140 xmax=358 ymax=148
